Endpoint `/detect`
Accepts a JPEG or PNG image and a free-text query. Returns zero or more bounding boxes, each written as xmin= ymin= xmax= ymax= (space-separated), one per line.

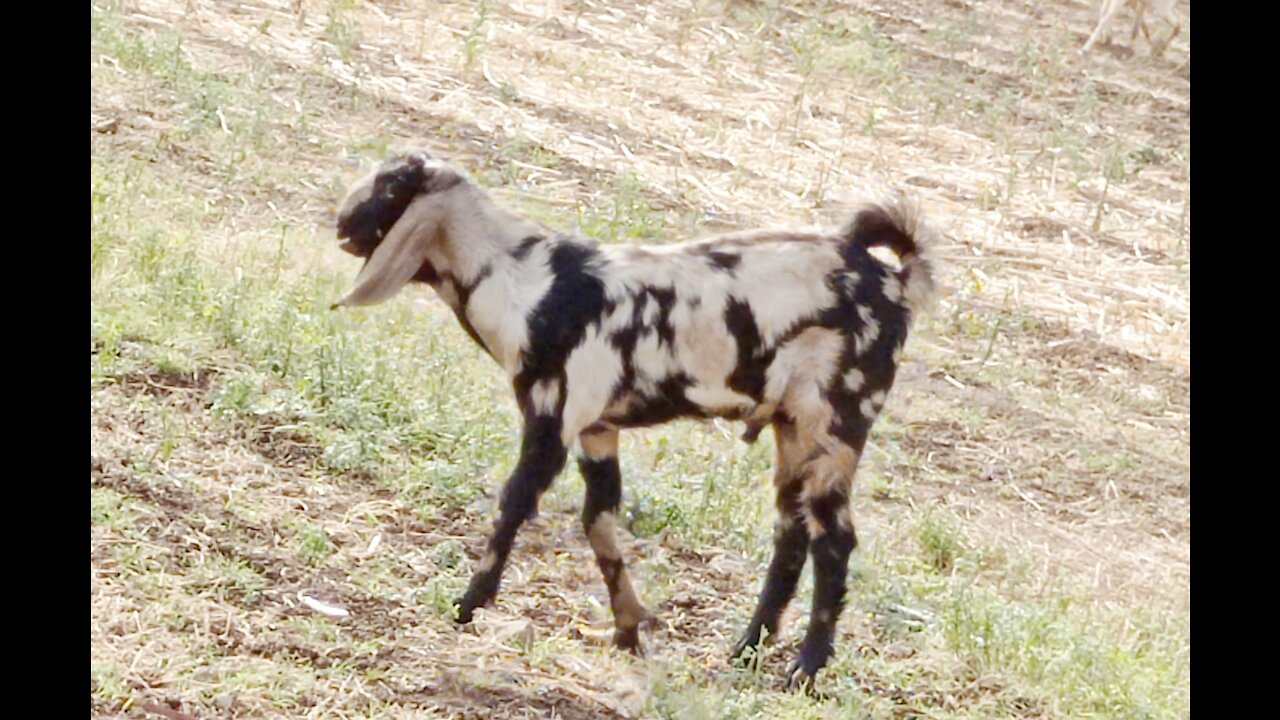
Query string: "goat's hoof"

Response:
xmin=731 ymin=636 xmax=762 ymax=666
xmin=614 ymin=626 xmax=645 ymax=656
xmin=454 ymin=598 xmax=478 ymax=625
xmin=784 ymin=656 xmax=822 ymax=694
xmin=614 ymin=613 xmax=657 ymax=655
xmin=732 ymin=621 xmax=776 ymax=665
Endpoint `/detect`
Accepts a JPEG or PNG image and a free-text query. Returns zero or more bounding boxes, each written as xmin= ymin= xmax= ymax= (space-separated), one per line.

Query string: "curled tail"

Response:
xmin=840 ymin=192 xmax=941 ymax=320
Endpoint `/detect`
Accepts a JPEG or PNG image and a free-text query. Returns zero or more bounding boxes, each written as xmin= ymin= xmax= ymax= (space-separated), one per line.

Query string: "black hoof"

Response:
xmin=784 ymin=649 xmax=827 ymax=694
xmin=454 ymin=596 xmax=481 ymax=624
xmin=731 ymin=636 xmax=761 ymax=666
xmin=614 ymin=625 xmax=644 ymax=655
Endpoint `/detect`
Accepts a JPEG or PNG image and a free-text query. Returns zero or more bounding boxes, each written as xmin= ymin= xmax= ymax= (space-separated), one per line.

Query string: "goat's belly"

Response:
xmin=601 ymin=382 xmax=756 ymax=429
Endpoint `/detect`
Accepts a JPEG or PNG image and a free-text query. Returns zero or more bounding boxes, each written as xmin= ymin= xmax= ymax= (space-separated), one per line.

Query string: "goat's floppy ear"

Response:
xmin=332 ymin=195 xmax=439 ymax=308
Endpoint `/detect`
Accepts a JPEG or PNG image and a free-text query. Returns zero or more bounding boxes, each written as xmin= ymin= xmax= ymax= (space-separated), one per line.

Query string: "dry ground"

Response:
xmin=91 ymin=0 xmax=1189 ymax=718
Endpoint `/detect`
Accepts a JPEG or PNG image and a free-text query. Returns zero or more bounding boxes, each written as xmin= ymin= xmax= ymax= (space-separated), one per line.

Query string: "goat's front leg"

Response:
xmin=455 ymin=415 xmax=567 ymax=623
xmin=579 ymin=428 xmax=651 ymax=652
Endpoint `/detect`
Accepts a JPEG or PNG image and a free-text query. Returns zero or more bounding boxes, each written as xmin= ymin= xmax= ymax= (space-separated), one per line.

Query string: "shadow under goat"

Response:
xmin=330 ymin=150 xmax=940 ymax=689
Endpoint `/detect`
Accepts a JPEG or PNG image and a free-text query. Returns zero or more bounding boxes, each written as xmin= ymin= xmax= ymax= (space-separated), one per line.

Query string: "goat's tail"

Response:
xmin=840 ymin=192 xmax=941 ymax=319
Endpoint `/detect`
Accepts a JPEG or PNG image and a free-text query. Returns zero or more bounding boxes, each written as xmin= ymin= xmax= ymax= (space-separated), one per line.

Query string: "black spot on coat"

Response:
xmin=515 ymin=240 xmax=609 ymax=398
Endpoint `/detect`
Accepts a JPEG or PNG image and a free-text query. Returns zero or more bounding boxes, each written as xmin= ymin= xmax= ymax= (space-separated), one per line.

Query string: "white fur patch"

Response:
xmin=671 ymin=293 xmax=737 ymax=395
xmin=860 ymin=399 xmax=877 ymax=420
xmin=631 ymin=330 xmax=679 ymax=396
xmin=854 ymin=305 xmax=880 ymax=355
xmin=640 ymin=294 xmax=661 ymax=325
xmin=858 ymin=319 xmax=881 ymax=353
xmin=684 ymin=384 xmax=755 ymax=413
xmin=530 ymin=378 xmax=561 ymax=416
xmin=603 ymin=297 xmax=635 ymax=334
xmin=734 ymin=244 xmax=842 ymax=344
xmin=598 ymin=245 xmax=726 ymax=306
xmin=860 ymin=391 xmax=887 ymax=420
xmin=335 ymin=167 xmax=378 ymax=224
xmin=585 ymin=510 xmax=648 ymax=627
xmin=882 ymin=275 xmax=903 ymax=303
xmin=843 ymin=368 xmax=865 ymax=393
xmin=467 ymin=244 xmax=555 ymax=376
xmin=838 ymin=271 xmax=862 ymax=295
xmin=560 ymin=329 xmax=626 ymax=444
xmin=764 ymin=327 xmax=845 ymax=407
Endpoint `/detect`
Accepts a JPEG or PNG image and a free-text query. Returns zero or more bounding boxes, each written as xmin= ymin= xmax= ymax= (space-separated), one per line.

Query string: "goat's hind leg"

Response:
xmin=456 ymin=414 xmax=568 ymax=623
xmin=786 ymin=445 xmax=861 ymax=691
xmin=1152 ymin=17 xmax=1180 ymax=57
xmin=733 ymin=486 xmax=808 ymax=664
xmin=579 ymin=428 xmax=651 ymax=652
xmin=733 ymin=423 xmax=809 ymax=664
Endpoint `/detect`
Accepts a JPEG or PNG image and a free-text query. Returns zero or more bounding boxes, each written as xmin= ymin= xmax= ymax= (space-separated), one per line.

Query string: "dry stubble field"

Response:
xmin=91 ymin=0 xmax=1190 ymax=718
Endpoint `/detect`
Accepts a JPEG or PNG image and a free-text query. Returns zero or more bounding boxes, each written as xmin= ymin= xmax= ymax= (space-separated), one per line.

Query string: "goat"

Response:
xmin=1081 ymin=0 xmax=1182 ymax=58
xmin=331 ymin=150 xmax=939 ymax=688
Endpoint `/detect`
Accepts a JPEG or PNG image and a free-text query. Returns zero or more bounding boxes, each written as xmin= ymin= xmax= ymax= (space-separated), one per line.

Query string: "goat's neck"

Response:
xmin=431 ymin=188 xmax=531 ymax=281
xmin=427 ymin=188 xmax=545 ymax=376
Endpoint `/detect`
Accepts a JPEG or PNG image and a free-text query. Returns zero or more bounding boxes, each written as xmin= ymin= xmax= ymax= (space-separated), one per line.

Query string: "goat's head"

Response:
xmin=332 ymin=150 xmax=467 ymax=308
xmin=335 ymin=150 xmax=465 ymax=257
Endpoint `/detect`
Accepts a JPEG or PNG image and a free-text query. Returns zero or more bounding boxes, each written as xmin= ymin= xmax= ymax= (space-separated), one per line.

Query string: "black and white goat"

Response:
xmin=331 ymin=150 xmax=939 ymax=688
